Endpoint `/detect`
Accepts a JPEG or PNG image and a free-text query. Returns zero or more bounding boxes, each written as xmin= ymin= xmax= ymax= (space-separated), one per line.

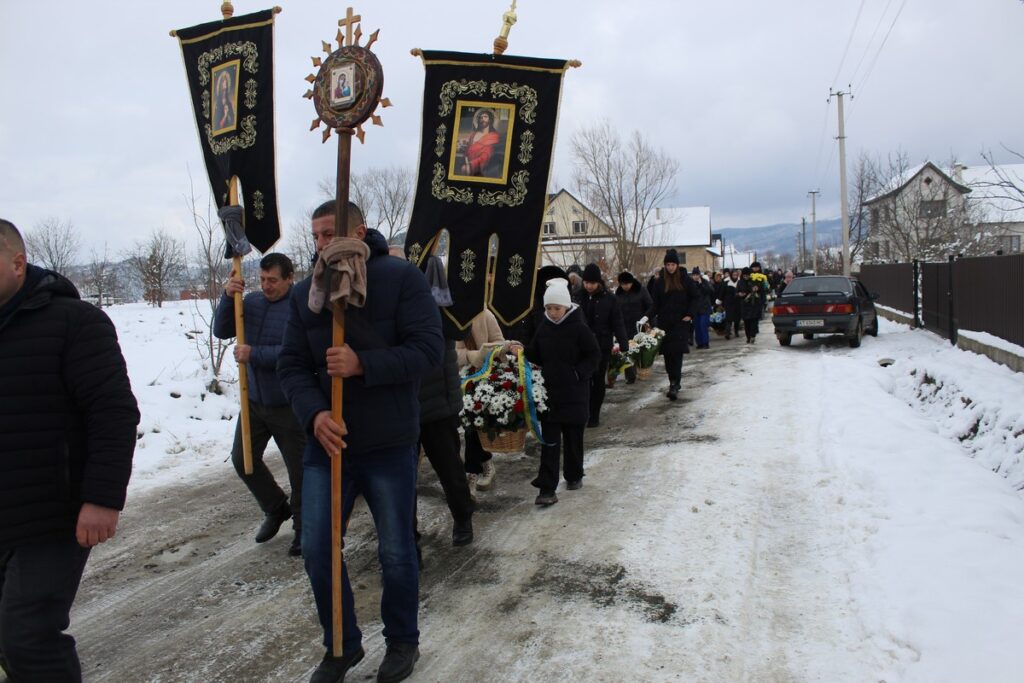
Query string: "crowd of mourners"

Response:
xmin=1 ymin=207 xmax=801 ymax=683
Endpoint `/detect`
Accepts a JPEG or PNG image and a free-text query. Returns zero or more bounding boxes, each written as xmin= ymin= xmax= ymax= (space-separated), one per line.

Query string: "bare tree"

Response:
xmin=862 ymin=151 xmax=993 ymax=262
xmin=319 ymin=165 xmax=414 ymax=243
xmin=848 ymin=151 xmax=880 ymax=265
xmin=82 ymin=244 xmax=114 ymax=308
xmin=126 ymin=229 xmax=187 ymax=307
xmin=184 ymin=178 xmax=234 ymax=393
xmin=286 ymin=209 xmax=317 ymax=281
xmin=572 ymin=121 xmax=680 ymax=272
xmin=979 ymin=145 xmax=1024 ymax=211
xmin=25 ymin=218 xmax=80 ymax=276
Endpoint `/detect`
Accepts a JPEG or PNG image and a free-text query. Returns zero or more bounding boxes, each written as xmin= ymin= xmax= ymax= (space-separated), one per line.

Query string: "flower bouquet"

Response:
xmin=606 ymin=343 xmax=633 ymax=387
xmin=628 ymin=329 xmax=662 ymax=379
xmin=461 ymin=349 xmax=548 ymax=452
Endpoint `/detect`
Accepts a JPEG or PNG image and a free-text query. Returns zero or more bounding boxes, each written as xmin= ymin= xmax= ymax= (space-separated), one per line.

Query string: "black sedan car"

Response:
xmin=771 ymin=275 xmax=878 ymax=348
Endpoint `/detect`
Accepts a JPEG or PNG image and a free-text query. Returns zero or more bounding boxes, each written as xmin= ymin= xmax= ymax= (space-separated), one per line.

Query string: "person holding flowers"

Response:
xmin=456 ymin=309 xmax=509 ymax=497
xmin=614 ymin=271 xmax=652 ymax=383
xmin=523 ymin=278 xmax=600 ymax=506
xmin=738 ymin=266 xmax=768 ymax=343
xmin=645 ymin=249 xmax=699 ymax=401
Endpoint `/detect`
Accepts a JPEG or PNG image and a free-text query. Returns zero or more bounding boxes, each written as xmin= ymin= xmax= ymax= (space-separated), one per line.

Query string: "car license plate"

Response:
xmin=796 ymin=319 xmax=824 ymax=328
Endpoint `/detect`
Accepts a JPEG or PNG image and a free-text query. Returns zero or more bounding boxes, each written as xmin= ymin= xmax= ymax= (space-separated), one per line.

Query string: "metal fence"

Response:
xmin=856 ymin=253 xmax=1024 ymax=348
xmin=858 ymin=263 xmax=915 ymax=315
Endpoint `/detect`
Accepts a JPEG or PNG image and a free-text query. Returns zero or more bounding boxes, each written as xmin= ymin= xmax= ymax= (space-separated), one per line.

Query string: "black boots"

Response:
xmin=534 ymin=491 xmax=558 ymax=506
xmin=376 ymin=642 xmax=419 ymax=683
xmin=667 ymin=383 xmax=679 ymax=401
xmin=310 ymin=646 xmax=364 ymax=683
xmin=255 ymin=501 xmax=292 ymax=543
xmin=452 ymin=517 xmax=474 ymax=546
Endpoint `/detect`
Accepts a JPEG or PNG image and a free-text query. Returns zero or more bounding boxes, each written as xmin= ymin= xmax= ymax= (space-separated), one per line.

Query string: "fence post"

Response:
xmin=947 ymin=254 xmax=957 ymax=345
xmin=912 ymin=259 xmax=921 ymax=328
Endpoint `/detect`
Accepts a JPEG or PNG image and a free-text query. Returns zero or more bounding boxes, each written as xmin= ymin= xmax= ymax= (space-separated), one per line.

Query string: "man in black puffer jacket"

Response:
xmin=575 ymin=263 xmax=629 ymax=427
xmin=0 ymin=219 xmax=139 ymax=681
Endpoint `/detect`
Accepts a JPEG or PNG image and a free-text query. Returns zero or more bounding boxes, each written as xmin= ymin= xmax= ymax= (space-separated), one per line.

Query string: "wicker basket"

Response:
xmin=480 ymin=427 xmax=526 ymax=453
xmin=637 ymin=366 xmax=653 ymax=380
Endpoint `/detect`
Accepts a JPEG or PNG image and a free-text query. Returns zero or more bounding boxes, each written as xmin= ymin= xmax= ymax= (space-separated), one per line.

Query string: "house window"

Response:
xmin=542 ymin=222 xmax=556 ymax=236
xmin=919 ymin=200 xmax=946 ymax=219
xmin=678 ymin=252 xmax=687 ymax=265
xmin=1001 ymin=234 xmax=1021 ymax=253
xmin=870 ymin=208 xmax=879 ymax=228
xmin=572 ymin=220 xmax=587 ymax=235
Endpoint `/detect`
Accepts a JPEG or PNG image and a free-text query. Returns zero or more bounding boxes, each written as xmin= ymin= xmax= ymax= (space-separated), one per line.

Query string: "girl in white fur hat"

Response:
xmin=520 ymin=278 xmax=601 ymax=506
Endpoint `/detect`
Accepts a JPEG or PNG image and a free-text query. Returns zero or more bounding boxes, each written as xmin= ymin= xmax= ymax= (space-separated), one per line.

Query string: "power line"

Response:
xmin=847 ymin=0 xmax=909 ymax=124
xmin=848 ymin=0 xmax=896 ymax=88
xmin=831 ymin=0 xmax=868 ymax=87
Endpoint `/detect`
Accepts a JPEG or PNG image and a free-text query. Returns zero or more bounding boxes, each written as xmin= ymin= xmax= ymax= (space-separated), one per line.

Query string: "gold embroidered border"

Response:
xmin=478 ymin=170 xmax=529 ymax=207
xmin=430 ymin=163 xmax=473 ymax=204
xmin=438 ymin=79 xmax=487 ymax=117
xmin=490 ymin=82 xmax=538 ymax=123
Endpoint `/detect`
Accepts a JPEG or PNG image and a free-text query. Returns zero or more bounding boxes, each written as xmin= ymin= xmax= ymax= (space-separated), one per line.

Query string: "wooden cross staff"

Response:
xmin=228 ymin=175 xmax=254 ymax=475
xmin=305 ymin=7 xmax=389 ymax=657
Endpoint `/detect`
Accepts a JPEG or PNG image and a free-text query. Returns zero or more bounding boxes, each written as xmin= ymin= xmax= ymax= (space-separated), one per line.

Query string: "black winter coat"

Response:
xmin=525 ymin=307 xmax=601 ymax=425
xmin=277 ymin=229 xmax=444 ymax=455
xmin=574 ymin=287 xmax=629 ymax=357
xmin=692 ymin=278 xmax=715 ymax=315
xmin=718 ymin=279 xmax=741 ymax=322
xmin=646 ymin=273 xmax=700 ymax=355
xmin=0 ymin=266 xmax=139 ymax=549
xmin=614 ymin=281 xmax=652 ymax=336
xmin=418 ymin=338 xmax=462 ymax=424
xmin=213 ymin=288 xmax=293 ymax=406
xmin=737 ymin=277 xmax=765 ymax=320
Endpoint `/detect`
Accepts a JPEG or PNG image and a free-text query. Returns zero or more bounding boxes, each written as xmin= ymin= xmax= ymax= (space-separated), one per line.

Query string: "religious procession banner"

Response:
xmin=406 ymin=51 xmax=570 ymax=330
xmin=175 ymin=9 xmax=280 ymax=253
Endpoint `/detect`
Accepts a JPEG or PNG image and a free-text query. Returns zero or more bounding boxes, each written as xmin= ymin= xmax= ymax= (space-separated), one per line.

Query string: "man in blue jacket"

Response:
xmin=278 ymin=201 xmax=442 ymax=683
xmin=214 ymin=253 xmax=305 ymax=556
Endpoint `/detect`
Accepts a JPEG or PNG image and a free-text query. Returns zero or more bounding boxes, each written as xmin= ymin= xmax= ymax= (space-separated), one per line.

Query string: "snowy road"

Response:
xmin=63 ymin=317 xmax=1024 ymax=682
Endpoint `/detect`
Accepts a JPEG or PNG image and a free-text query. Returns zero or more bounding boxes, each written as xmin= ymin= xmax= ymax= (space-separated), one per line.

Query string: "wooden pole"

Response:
xmin=330 ymin=129 xmax=353 ymax=657
xmin=228 ymin=176 xmax=254 ymax=475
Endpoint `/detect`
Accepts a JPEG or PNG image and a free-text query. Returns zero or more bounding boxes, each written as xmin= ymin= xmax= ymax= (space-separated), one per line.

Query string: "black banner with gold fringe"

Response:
xmin=175 ymin=9 xmax=280 ymax=253
xmin=406 ymin=50 xmax=569 ymax=330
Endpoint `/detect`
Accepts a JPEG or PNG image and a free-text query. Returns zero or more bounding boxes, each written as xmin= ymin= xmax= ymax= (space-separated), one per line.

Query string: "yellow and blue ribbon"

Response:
xmin=460 ymin=347 xmax=547 ymax=444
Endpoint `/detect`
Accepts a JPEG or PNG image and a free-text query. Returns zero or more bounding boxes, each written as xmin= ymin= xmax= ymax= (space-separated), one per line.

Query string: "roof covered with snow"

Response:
xmin=641 ymin=206 xmax=712 ymax=247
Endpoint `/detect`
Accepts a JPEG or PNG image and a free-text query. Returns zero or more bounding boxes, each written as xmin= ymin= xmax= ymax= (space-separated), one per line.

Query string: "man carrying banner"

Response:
xmin=214 ymin=253 xmax=305 ymax=556
xmin=278 ymin=200 xmax=442 ymax=683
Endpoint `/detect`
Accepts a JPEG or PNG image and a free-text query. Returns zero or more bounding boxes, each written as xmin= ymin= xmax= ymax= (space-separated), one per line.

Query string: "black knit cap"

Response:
xmin=617 ymin=271 xmax=635 ymax=285
xmin=691 ymin=266 xmax=701 ymax=275
xmin=582 ymin=262 xmax=603 ymax=283
xmin=663 ymin=249 xmax=680 ymax=264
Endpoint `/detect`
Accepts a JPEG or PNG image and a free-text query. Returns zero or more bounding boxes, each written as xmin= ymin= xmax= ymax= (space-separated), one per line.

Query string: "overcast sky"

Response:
xmin=2 ymin=0 xmax=1022 ymax=255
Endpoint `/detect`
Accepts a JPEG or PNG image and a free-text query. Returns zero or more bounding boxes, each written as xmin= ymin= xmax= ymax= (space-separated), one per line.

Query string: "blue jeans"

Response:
xmin=694 ymin=313 xmax=711 ymax=347
xmin=302 ymin=442 xmax=419 ymax=654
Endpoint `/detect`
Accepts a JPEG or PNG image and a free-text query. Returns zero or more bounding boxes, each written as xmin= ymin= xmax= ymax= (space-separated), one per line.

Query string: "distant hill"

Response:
xmin=719 ymin=219 xmax=843 ymax=256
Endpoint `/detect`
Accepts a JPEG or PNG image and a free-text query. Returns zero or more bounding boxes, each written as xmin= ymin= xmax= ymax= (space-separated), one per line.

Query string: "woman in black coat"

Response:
xmin=737 ymin=267 xmax=764 ymax=343
xmin=645 ymin=249 xmax=699 ymax=401
xmin=615 ymin=271 xmax=652 ymax=383
xmin=718 ymin=269 xmax=742 ymax=339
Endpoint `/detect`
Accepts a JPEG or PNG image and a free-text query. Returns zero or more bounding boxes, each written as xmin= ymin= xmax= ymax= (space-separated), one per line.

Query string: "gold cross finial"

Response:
xmin=338 ymin=7 xmax=361 ymax=46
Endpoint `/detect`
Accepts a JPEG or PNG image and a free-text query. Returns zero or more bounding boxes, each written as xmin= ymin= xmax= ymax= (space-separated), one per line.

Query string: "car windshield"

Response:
xmin=782 ymin=276 xmax=852 ymax=295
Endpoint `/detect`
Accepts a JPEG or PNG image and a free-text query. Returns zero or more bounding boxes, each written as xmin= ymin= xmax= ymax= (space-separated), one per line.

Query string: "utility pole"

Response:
xmin=808 ymin=189 xmax=819 ymax=273
xmin=830 ymin=88 xmax=852 ymax=276
xmin=800 ymin=217 xmax=807 ymax=271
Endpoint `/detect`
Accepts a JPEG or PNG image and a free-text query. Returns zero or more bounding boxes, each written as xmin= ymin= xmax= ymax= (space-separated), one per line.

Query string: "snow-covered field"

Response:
xmin=92 ymin=300 xmax=1024 ymax=682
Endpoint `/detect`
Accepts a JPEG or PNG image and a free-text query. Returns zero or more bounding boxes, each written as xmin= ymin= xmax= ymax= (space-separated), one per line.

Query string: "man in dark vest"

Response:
xmin=574 ymin=263 xmax=628 ymax=427
xmin=0 ymin=219 xmax=139 ymax=681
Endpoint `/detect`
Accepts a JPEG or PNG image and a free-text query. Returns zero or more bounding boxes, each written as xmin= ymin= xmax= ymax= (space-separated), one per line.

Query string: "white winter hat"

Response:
xmin=543 ymin=278 xmax=572 ymax=307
